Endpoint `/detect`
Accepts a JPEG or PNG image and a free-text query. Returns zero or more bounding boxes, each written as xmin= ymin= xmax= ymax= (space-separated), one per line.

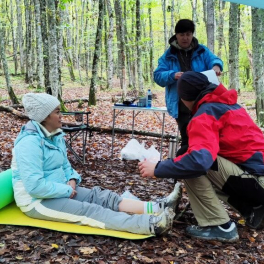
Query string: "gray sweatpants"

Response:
xmin=184 ymin=156 xmax=264 ymax=227
xmin=24 ymin=186 xmax=151 ymax=235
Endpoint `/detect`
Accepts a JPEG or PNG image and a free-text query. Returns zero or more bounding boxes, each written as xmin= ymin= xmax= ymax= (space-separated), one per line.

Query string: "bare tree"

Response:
xmin=88 ymin=0 xmax=104 ymax=106
xmin=0 ymin=22 xmax=19 ymax=104
xmin=162 ymin=0 xmax=168 ymax=50
xmin=206 ymin=0 xmax=215 ymax=52
xmin=39 ymin=0 xmax=50 ymax=92
xmin=228 ymin=3 xmax=240 ymax=91
xmin=24 ymin=0 xmax=34 ymax=85
xmin=251 ymin=8 xmax=264 ymax=124
xmin=105 ymin=0 xmax=114 ymax=89
xmin=34 ymin=0 xmax=45 ymax=89
xmin=114 ymin=0 xmax=126 ymax=95
xmin=47 ymin=0 xmax=60 ymax=97
xmin=136 ymin=0 xmax=143 ymax=92
xmin=9 ymin=0 xmax=18 ymax=74
xmin=15 ymin=0 xmax=25 ymax=74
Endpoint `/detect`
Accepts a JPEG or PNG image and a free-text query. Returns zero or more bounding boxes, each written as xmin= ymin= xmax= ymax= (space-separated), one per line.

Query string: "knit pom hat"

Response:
xmin=22 ymin=93 xmax=60 ymax=123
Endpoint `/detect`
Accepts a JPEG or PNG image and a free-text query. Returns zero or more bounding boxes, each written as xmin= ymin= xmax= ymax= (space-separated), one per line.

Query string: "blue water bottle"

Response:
xmin=147 ymin=89 xmax=152 ymax=108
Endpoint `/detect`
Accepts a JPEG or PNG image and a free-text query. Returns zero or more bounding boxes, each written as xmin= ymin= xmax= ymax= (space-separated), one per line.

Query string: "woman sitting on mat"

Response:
xmin=11 ymin=93 xmax=180 ymax=236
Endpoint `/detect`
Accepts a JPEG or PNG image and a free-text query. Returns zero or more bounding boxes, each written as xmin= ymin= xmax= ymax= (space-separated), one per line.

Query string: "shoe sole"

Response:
xmin=186 ymin=233 xmax=239 ymax=243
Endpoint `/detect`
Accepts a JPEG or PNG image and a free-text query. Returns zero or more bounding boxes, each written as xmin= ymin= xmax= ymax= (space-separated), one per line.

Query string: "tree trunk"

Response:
xmin=88 ymin=0 xmax=104 ymax=106
xmin=190 ymin=0 xmax=197 ymax=26
xmin=39 ymin=0 xmax=50 ymax=93
xmin=34 ymin=0 xmax=45 ymax=89
xmin=162 ymin=0 xmax=168 ymax=50
xmin=10 ymin=0 xmax=18 ymax=75
xmin=148 ymin=2 xmax=154 ymax=84
xmin=251 ymin=8 xmax=264 ymax=125
xmin=136 ymin=0 xmax=143 ymax=93
xmin=84 ymin=2 xmax=90 ymax=82
xmin=15 ymin=0 xmax=25 ymax=74
xmin=63 ymin=37 xmax=76 ymax=81
xmin=47 ymin=0 xmax=60 ymax=97
xmin=114 ymin=0 xmax=127 ymax=96
xmin=24 ymin=0 xmax=34 ymax=85
xmin=217 ymin=0 xmax=225 ymax=59
xmin=228 ymin=3 xmax=240 ymax=91
xmin=170 ymin=0 xmax=175 ymax=37
xmin=206 ymin=0 xmax=215 ymax=53
xmin=105 ymin=0 xmax=114 ymax=90
xmin=0 ymin=22 xmax=19 ymax=104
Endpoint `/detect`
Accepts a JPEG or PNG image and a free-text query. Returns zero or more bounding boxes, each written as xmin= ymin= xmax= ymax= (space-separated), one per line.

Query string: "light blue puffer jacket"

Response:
xmin=11 ymin=121 xmax=81 ymax=208
xmin=154 ymin=39 xmax=223 ymax=119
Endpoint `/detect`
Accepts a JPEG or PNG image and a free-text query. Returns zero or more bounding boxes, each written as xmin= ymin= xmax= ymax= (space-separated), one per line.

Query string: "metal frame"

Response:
xmin=111 ymin=106 xmax=168 ymax=160
xmin=62 ymin=111 xmax=92 ymax=164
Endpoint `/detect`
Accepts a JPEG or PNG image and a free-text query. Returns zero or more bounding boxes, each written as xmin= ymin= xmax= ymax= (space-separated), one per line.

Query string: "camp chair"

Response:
xmin=61 ymin=111 xmax=93 ymax=164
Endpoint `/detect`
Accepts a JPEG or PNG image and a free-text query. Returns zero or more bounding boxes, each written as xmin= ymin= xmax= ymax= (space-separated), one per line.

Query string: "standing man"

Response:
xmin=154 ymin=19 xmax=223 ymax=155
xmin=139 ymin=71 xmax=264 ymax=243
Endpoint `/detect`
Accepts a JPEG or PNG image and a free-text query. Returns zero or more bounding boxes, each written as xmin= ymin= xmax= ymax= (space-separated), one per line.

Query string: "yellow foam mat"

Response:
xmin=0 ymin=202 xmax=152 ymax=239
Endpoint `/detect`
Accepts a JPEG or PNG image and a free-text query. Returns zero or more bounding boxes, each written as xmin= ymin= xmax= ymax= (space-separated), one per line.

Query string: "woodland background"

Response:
xmin=0 ymin=0 xmax=264 ymax=263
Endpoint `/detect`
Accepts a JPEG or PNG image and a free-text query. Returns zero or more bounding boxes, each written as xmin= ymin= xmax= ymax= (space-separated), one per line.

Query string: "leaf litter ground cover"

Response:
xmin=0 ymin=87 xmax=264 ymax=263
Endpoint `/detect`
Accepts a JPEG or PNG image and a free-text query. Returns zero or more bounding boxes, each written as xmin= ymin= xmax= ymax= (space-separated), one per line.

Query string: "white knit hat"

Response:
xmin=22 ymin=93 xmax=60 ymax=123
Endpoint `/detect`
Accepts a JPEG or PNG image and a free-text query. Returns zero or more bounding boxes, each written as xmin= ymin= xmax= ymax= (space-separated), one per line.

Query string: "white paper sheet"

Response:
xmin=201 ymin=70 xmax=220 ymax=85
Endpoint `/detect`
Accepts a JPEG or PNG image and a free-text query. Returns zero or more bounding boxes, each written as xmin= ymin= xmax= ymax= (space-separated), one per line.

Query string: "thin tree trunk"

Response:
xmin=34 ymin=0 xmax=45 ymax=89
xmin=136 ymin=0 xmax=143 ymax=93
xmin=206 ymin=0 xmax=215 ymax=52
xmin=217 ymin=0 xmax=225 ymax=59
xmin=84 ymin=3 xmax=90 ymax=82
xmin=39 ymin=0 xmax=50 ymax=93
xmin=190 ymin=0 xmax=197 ymax=26
xmin=47 ymin=0 xmax=60 ymax=97
xmin=170 ymin=0 xmax=175 ymax=36
xmin=24 ymin=0 xmax=34 ymax=85
xmin=88 ymin=0 xmax=104 ymax=106
xmin=162 ymin=0 xmax=168 ymax=50
xmin=0 ymin=22 xmax=19 ymax=104
xmin=252 ymin=8 xmax=264 ymax=124
xmin=106 ymin=0 xmax=114 ymax=89
xmin=228 ymin=3 xmax=240 ymax=91
xmin=63 ymin=37 xmax=76 ymax=81
xmin=15 ymin=0 xmax=25 ymax=74
xmin=148 ymin=2 xmax=154 ymax=84
xmin=9 ymin=0 xmax=18 ymax=75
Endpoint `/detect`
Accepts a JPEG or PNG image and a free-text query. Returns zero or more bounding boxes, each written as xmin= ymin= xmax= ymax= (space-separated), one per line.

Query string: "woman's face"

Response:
xmin=176 ymin=31 xmax=193 ymax=49
xmin=42 ymin=106 xmax=62 ymax=132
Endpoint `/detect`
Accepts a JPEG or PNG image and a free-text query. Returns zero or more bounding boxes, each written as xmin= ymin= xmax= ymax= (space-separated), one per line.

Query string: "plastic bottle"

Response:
xmin=147 ymin=89 xmax=152 ymax=108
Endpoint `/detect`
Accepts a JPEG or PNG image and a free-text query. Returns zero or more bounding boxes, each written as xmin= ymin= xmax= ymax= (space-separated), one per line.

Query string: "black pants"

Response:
xmin=176 ymin=100 xmax=190 ymax=157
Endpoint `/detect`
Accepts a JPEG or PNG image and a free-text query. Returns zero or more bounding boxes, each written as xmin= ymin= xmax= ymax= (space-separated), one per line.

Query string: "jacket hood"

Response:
xmin=192 ymin=84 xmax=238 ymax=114
xmin=14 ymin=120 xmax=63 ymax=146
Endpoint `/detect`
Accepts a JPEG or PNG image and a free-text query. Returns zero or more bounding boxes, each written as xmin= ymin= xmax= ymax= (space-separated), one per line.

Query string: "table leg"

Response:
xmin=160 ymin=112 xmax=165 ymax=160
xmin=132 ymin=110 xmax=135 ymax=138
xmin=111 ymin=109 xmax=116 ymax=157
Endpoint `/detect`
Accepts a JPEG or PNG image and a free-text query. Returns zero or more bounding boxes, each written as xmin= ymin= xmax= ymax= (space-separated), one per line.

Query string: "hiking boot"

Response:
xmin=149 ymin=207 xmax=175 ymax=235
xmin=153 ymin=182 xmax=182 ymax=215
xmin=246 ymin=205 xmax=264 ymax=229
xmin=186 ymin=222 xmax=239 ymax=243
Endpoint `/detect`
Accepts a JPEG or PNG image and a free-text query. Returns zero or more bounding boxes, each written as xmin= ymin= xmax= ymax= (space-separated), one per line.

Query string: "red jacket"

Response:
xmin=155 ymin=84 xmax=264 ymax=179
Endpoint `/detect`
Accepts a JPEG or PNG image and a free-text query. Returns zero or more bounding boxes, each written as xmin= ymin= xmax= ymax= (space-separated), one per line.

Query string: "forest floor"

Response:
xmin=0 ymin=81 xmax=263 ymax=264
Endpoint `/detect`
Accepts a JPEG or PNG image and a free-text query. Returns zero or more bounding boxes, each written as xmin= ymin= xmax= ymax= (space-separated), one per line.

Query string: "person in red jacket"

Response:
xmin=139 ymin=71 xmax=264 ymax=242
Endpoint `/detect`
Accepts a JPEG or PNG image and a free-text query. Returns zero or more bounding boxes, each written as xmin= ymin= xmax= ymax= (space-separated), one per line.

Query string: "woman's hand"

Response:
xmin=67 ymin=179 xmax=76 ymax=190
xmin=69 ymin=189 xmax=77 ymax=199
xmin=138 ymin=159 xmax=157 ymax=178
xmin=68 ymin=179 xmax=77 ymax=198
